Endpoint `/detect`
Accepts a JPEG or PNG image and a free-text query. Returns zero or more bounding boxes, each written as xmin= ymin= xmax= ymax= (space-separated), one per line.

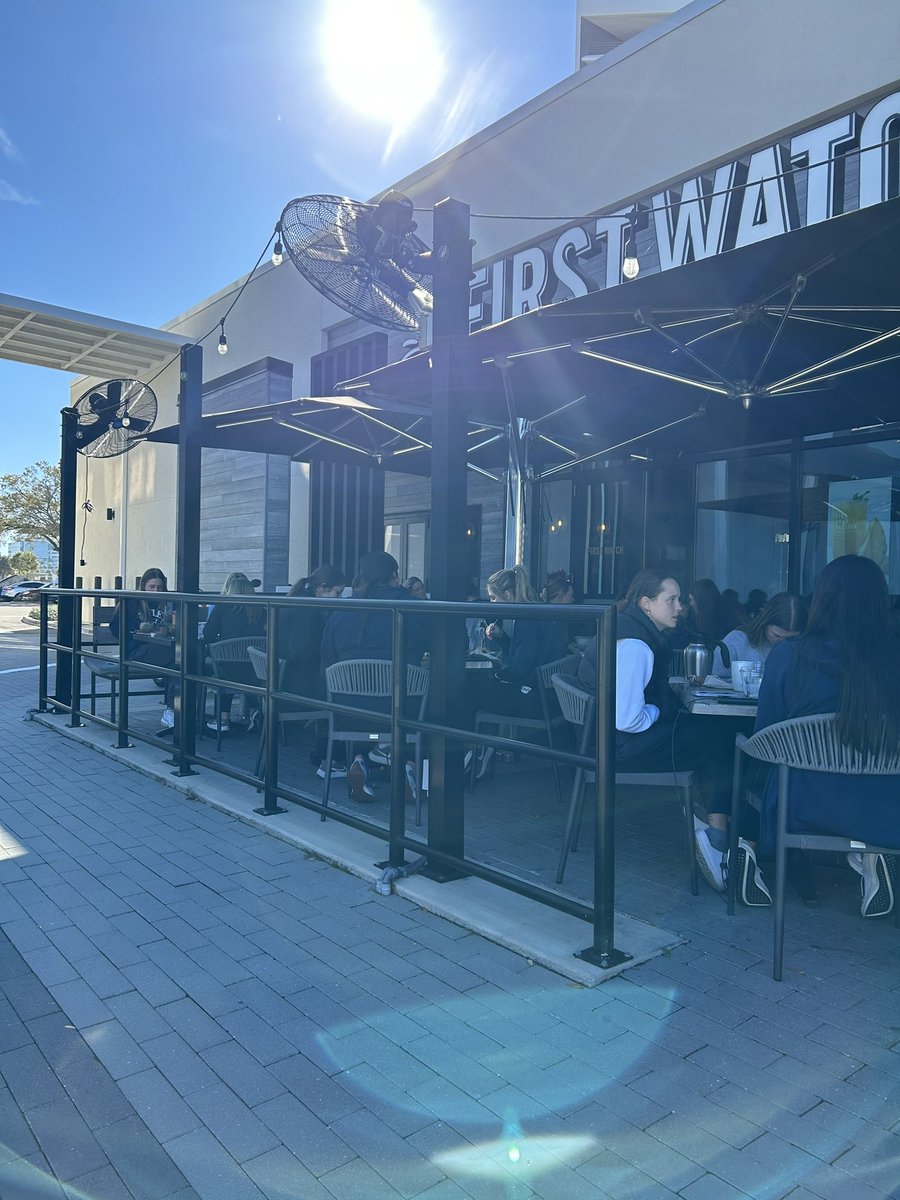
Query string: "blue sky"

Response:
xmin=0 ymin=0 xmax=575 ymax=476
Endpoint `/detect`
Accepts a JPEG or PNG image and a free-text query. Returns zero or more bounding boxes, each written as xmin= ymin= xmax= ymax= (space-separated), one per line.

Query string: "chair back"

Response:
xmin=741 ymin=713 xmax=900 ymax=775
xmin=551 ymin=673 xmax=595 ymax=728
xmin=326 ymin=658 xmax=429 ymax=708
xmin=246 ymin=645 xmax=268 ymax=682
xmin=208 ymin=636 xmax=268 ymax=665
xmin=538 ymin=654 xmax=583 ymax=693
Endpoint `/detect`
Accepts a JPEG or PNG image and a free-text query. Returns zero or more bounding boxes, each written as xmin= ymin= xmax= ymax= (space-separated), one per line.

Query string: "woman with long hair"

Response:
xmin=681 ymin=577 xmax=730 ymax=645
xmin=542 ymin=569 xmax=575 ymax=605
xmin=109 ymin=567 xmax=177 ymax=729
xmin=755 ymin=555 xmax=900 ymax=916
xmin=712 ymin=591 xmax=808 ymax=678
xmin=203 ymin=572 xmax=265 ymax=733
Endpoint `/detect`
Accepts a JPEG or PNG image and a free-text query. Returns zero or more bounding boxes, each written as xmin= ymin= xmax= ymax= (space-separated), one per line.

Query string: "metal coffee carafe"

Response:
xmin=684 ymin=641 xmax=712 ymax=684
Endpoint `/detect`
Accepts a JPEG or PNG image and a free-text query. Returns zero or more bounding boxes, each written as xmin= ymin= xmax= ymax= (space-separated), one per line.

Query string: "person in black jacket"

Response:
xmin=109 ymin=567 xmax=177 ymax=728
xmin=466 ymin=566 xmax=567 ymax=778
xmin=203 ymin=572 xmax=265 ymax=733
xmin=320 ymin=551 xmax=428 ymax=801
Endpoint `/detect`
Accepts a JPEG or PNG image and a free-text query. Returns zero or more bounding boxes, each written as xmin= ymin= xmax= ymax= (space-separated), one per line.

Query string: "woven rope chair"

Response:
xmin=729 ymin=713 xmax=900 ymax=980
xmin=207 ymin=637 xmax=267 ymax=750
xmin=323 ymin=659 xmax=430 ymax=823
xmin=247 ymin=645 xmax=331 ymax=781
xmin=552 ymin=673 xmax=697 ymax=891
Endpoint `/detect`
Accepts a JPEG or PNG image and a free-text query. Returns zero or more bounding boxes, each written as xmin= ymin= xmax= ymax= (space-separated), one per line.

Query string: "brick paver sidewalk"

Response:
xmin=1 ymin=633 xmax=900 ymax=1199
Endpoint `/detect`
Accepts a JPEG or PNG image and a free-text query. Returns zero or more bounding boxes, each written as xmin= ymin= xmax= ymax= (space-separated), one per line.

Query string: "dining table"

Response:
xmin=670 ymin=677 xmax=758 ymax=718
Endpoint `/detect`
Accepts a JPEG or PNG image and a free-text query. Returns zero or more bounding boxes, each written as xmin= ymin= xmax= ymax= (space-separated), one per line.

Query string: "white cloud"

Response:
xmin=0 ymin=179 xmax=37 ymax=205
xmin=0 ymin=126 xmax=19 ymax=160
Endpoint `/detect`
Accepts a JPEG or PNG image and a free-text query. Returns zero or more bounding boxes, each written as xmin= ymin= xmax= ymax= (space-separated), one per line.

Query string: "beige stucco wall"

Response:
xmin=74 ymin=0 xmax=900 ymax=590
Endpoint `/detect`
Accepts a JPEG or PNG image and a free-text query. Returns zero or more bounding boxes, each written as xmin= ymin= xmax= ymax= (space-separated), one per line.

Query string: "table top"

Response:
xmin=670 ymin=677 xmax=757 ymax=718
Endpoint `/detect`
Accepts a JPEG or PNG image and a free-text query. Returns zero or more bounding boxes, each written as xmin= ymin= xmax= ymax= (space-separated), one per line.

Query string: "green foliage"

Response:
xmin=0 ymin=550 xmax=41 ymax=576
xmin=0 ymin=461 xmax=61 ymax=550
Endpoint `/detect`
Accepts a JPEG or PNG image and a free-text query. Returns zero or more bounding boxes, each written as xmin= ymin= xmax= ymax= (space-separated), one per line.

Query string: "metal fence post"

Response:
xmin=578 ymin=604 xmax=631 ymax=970
xmin=385 ymin=607 xmax=407 ymax=868
xmin=255 ymin=600 xmax=286 ymax=816
xmin=116 ymin=591 xmax=132 ymax=748
xmin=38 ymin=592 xmax=49 ymax=711
xmin=173 ymin=597 xmax=198 ymax=776
xmin=67 ymin=591 xmax=83 ymax=728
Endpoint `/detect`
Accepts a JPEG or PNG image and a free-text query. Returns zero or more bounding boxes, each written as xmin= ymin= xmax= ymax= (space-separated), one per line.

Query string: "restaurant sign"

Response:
xmin=468 ymin=89 xmax=900 ymax=331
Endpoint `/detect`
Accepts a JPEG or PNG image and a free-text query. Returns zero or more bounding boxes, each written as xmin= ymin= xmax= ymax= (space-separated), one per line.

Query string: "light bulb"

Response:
xmin=623 ymin=251 xmax=640 ymax=280
xmin=218 ymin=330 xmax=228 ymax=356
xmin=272 ymin=239 xmax=283 ymax=267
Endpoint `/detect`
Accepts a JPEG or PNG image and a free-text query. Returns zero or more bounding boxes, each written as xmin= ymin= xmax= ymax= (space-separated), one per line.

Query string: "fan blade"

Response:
xmin=124 ymin=415 xmax=151 ymax=433
xmin=77 ymin=419 xmax=117 ymax=449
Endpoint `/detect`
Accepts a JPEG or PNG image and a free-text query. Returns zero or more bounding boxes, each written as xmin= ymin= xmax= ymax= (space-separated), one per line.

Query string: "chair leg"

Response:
xmin=556 ymin=768 xmax=585 ymax=884
xmin=773 ymin=766 xmax=790 ymax=981
xmin=321 ymin=726 xmax=335 ymax=820
xmin=680 ymin=783 xmax=699 ymax=896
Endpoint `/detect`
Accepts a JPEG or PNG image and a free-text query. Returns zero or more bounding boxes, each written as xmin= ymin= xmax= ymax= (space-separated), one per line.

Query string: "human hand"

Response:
xmin=485 ymin=622 xmax=501 ymax=640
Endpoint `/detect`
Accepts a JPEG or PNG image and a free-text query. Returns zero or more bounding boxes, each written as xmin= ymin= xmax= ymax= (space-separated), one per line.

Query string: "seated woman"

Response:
xmin=109 ymin=567 xmax=177 ymax=729
xmin=754 ymin=554 xmax=900 ymax=917
xmin=671 ymin=577 xmax=730 ymax=650
xmin=320 ymin=551 xmax=429 ymax=801
xmin=712 ymin=591 xmax=808 ymax=679
xmin=576 ymin=569 xmax=740 ymax=895
xmin=203 ymin=572 xmax=265 ymax=733
xmin=281 ymin=565 xmax=347 ymax=774
xmin=467 ymin=565 xmax=568 ymax=776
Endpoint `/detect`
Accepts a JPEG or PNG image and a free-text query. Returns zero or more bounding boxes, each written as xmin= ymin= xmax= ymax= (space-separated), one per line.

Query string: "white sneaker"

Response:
xmin=848 ymin=852 xmax=894 ymax=917
xmin=731 ymin=838 xmax=771 ymax=906
xmin=160 ymin=707 xmax=175 ymax=729
xmin=694 ymin=821 xmax=726 ymax=893
xmin=475 ymin=746 xmax=494 ymax=779
xmin=316 ymin=761 xmax=348 ymax=779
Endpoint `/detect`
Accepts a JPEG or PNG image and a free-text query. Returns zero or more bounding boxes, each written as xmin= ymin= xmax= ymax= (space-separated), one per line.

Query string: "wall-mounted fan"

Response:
xmin=72 ymin=378 xmax=158 ymax=458
xmin=278 ymin=191 xmax=433 ymax=332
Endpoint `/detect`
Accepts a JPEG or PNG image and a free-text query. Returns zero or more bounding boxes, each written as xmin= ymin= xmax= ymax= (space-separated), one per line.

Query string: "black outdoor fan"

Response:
xmin=72 ymin=378 xmax=158 ymax=458
xmin=278 ymin=191 xmax=434 ymax=331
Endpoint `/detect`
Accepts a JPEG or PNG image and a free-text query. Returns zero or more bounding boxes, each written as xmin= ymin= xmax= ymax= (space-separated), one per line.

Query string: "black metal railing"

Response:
xmin=38 ymin=587 xmax=625 ymax=967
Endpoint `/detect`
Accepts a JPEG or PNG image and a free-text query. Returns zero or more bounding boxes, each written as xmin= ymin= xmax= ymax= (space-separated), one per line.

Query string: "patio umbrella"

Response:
xmin=333 ymin=194 xmax=900 ymax=463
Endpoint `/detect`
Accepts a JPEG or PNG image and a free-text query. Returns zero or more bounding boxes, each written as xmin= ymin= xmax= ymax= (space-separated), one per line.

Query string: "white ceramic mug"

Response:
xmin=731 ymin=659 xmax=755 ymax=692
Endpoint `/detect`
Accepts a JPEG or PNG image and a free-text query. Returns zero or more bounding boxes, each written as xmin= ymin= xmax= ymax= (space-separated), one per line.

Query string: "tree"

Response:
xmin=2 ymin=550 xmax=41 ymax=576
xmin=0 ymin=461 xmax=61 ymax=550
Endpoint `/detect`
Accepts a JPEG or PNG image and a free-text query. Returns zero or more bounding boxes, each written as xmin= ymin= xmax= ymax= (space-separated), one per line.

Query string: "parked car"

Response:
xmin=0 ymin=579 xmax=49 ymax=601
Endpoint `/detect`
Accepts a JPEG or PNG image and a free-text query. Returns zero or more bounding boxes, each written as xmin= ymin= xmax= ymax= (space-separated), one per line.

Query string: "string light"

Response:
xmin=217 ymin=321 xmax=228 ymax=356
xmin=272 ymin=225 xmax=284 ymax=267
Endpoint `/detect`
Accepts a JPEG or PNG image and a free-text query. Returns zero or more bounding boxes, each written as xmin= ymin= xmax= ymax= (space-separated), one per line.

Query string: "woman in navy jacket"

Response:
xmin=754 ymin=554 xmax=900 ymax=916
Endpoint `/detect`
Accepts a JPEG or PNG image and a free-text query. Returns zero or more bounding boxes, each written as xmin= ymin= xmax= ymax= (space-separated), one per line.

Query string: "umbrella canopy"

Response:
xmin=335 ymin=196 xmax=900 ymax=465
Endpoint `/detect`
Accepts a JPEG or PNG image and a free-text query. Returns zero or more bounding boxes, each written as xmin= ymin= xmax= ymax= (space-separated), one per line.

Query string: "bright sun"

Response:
xmin=320 ymin=0 xmax=444 ymax=131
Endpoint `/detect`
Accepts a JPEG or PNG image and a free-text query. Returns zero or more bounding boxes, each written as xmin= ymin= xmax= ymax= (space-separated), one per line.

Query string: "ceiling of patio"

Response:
xmin=0 ymin=292 xmax=185 ymax=378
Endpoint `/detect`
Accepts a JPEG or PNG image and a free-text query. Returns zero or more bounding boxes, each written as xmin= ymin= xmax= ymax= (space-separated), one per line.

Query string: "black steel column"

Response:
xmin=175 ymin=343 xmax=202 ymax=593
xmin=425 ymin=197 xmax=471 ymax=879
xmin=55 ymin=407 xmax=79 ymax=707
xmin=578 ymin=604 xmax=631 ymax=969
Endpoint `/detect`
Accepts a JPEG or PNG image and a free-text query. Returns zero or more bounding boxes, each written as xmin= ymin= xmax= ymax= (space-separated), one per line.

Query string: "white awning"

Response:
xmin=0 ymin=292 xmax=186 ymax=378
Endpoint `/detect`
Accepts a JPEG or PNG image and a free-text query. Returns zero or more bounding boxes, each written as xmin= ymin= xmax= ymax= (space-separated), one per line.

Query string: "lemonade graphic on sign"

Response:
xmin=826 ymin=478 xmax=890 ymax=573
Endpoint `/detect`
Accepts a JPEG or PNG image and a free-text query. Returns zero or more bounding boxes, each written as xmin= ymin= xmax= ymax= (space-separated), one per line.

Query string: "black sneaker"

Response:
xmin=726 ymin=838 xmax=771 ymax=906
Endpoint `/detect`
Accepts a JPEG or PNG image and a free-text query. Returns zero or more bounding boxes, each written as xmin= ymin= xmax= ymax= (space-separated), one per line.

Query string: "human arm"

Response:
xmin=615 ymin=639 xmax=658 ymax=733
xmin=202 ymin=604 xmax=223 ymax=644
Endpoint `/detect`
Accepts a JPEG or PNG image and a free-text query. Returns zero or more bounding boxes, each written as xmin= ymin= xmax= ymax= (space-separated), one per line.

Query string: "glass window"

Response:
xmin=694 ymin=454 xmax=791 ymax=599
xmin=800 ymin=439 xmax=900 ymax=597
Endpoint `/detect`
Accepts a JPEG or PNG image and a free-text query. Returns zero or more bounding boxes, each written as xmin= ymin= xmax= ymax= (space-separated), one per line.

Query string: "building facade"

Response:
xmin=74 ymin=0 xmax=900 ymax=601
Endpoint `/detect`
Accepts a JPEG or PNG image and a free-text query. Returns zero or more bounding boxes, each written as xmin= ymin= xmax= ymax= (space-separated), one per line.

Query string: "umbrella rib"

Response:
xmin=767 ymin=348 xmax=900 ymax=396
xmin=766 ymin=323 xmax=900 ymax=390
xmin=537 ymin=411 xmax=702 ymax=480
xmin=531 ymin=394 xmax=587 ymax=430
xmin=576 ymin=347 xmax=732 ymax=396
xmin=638 ymin=310 xmax=737 ymax=389
xmin=748 ymin=275 xmax=806 ymax=391
xmin=534 ymin=432 xmax=579 ymax=459
xmin=768 ymin=311 xmax=885 ymax=335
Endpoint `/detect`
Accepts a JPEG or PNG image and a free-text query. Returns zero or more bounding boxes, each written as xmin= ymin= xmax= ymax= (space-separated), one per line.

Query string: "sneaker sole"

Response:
xmin=695 ymin=830 xmax=725 ymax=893
xmin=737 ymin=843 xmax=772 ymax=906
xmin=862 ymin=853 xmax=894 ymax=917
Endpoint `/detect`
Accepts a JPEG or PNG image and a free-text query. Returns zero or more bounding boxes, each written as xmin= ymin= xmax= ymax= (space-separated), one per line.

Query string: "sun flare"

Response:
xmin=320 ymin=0 xmax=444 ymax=131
